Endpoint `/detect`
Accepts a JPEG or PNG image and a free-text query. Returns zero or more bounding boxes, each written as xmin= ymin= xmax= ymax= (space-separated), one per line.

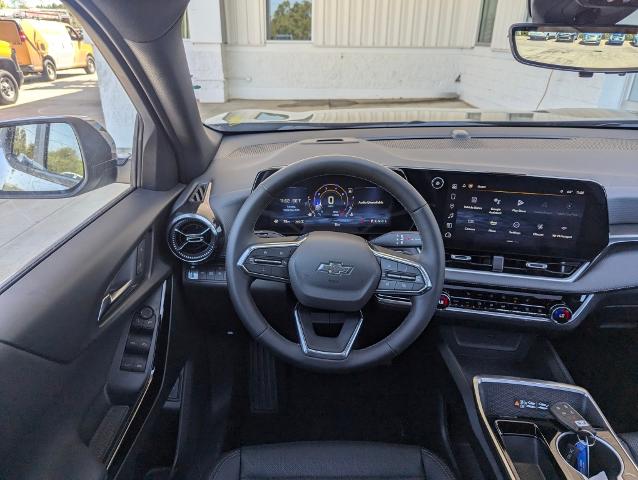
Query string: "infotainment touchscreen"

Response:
xmin=403 ymin=170 xmax=609 ymax=260
xmin=445 ymin=182 xmax=586 ymax=252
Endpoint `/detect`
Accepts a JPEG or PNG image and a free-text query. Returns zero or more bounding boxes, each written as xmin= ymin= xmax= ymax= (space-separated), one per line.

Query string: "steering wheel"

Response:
xmin=225 ymin=156 xmax=445 ymax=372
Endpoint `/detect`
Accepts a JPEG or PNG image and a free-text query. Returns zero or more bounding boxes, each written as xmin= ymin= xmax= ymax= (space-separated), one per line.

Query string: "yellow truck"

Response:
xmin=0 ymin=18 xmax=95 ymax=82
xmin=0 ymin=39 xmax=23 ymax=105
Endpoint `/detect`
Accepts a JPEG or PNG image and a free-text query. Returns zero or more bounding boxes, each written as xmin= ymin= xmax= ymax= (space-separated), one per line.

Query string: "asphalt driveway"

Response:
xmin=0 ymin=69 xmax=104 ymax=123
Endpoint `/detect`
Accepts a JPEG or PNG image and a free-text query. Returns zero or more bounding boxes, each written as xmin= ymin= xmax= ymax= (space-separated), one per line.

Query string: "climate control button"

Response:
xmin=550 ymin=305 xmax=573 ymax=323
xmin=438 ymin=292 xmax=451 ymax=309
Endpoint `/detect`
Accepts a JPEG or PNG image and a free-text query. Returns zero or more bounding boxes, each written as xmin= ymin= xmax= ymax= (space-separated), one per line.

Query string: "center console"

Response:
xmin=474 ymin=376 xmax=638 ymax=480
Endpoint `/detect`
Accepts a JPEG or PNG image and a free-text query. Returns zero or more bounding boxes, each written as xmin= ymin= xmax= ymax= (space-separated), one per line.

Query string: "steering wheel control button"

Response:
xmin=431 ymin=176 xmax=445 ymax=190
xmin=378 ymin=279 xmax=396 ymax=290
xmin=375 ymin=252 xmax=431 ymax=295
xmin=239 ymin=241 xmax=302 ymax=282
xmin=550 ymin=305 xmax=573 ymax=323
xmin=245 ymin=262 xmax=273 ymax=276
xmin=380 ymin=258 xmax=398 ymax=272
xmin=270 ymin=265 xmax=289 ymax=279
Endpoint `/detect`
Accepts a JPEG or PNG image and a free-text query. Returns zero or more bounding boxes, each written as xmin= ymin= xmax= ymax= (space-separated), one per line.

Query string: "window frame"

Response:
xmin=476 ymin=0 xmax=499 ymax=46
xmin=265 ymin=0 xmax=313 ymax=43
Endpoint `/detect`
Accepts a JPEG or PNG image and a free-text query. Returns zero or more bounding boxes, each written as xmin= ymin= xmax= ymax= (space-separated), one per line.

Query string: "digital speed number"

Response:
xmin=310 ymin=184 xmax=352 ymax=218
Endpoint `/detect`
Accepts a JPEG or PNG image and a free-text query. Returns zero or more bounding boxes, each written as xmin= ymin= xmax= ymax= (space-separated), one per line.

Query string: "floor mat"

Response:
xmin=224 ymin=333 xmax=462 ymax=462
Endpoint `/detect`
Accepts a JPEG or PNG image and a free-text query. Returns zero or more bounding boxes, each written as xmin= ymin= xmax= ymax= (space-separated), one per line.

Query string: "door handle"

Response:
xmin=98 ymin=279 xmax=133 ymax=322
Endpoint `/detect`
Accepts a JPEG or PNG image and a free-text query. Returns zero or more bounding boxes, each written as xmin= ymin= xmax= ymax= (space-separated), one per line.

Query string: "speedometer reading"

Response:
xmin=310 ymin=184 xmax=352 ymax=218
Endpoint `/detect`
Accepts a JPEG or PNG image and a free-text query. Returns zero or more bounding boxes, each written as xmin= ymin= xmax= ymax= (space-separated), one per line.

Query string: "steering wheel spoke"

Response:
xmin=294 ymin=304 xmax=363 ymax=360
xmin=237 ymin=236 xmax=304 ymax=282
xmin=371 ymin=246 xmax=432 ymax=296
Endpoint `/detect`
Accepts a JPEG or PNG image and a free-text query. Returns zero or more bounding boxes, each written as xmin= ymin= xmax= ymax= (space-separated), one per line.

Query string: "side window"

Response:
xmin=266 ymin=0 xmax=312 ymax=41
xmin=66 ymin=26 xmax=79 ymax=41
xmin=0 ymin=13 xmax=137 ymax=289
xmin=477 ymin=0 xmax=499 ymax=46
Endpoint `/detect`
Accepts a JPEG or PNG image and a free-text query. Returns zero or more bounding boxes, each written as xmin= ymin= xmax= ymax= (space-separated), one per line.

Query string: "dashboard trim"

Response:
xmin=294 ymin=304 xmax=363 ymax=360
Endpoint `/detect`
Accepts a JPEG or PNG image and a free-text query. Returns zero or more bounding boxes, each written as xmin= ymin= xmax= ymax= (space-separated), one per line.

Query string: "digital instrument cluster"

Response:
xmin=254 ymin=174 xmax=409 ymax=235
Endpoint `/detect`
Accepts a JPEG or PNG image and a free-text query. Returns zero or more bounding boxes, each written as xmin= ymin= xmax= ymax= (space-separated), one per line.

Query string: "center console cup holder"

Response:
xmin=555 ymin=432 xmax=623 ymax=479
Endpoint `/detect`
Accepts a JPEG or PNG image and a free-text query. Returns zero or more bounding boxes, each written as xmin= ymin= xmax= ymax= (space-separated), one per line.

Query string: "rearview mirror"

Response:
xmin=510 ymin=24 xmax=638 ymax=74
xmin=0 ymin=117 xmax=118 ymax=198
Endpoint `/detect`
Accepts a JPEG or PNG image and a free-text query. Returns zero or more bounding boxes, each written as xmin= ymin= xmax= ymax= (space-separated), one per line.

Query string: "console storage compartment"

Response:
xmin=474 ymin=376 xmax=638 ymax=480
xmin=495 ymin=420 xmax=562 ymax=480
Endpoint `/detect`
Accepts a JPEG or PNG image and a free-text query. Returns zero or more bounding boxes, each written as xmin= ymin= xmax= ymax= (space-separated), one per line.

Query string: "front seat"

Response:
xmin=210 ymin=441 xmax=456 ymax=480
xmin=621 ymin=432 xmax=638 ymax=463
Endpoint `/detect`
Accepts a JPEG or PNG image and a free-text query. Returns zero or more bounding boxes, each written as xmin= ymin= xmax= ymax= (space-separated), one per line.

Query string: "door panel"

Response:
xmin=0 ymin=185 xmax=183 ymax=480
xmin=0 ymin=187 xmax=181 ymax=361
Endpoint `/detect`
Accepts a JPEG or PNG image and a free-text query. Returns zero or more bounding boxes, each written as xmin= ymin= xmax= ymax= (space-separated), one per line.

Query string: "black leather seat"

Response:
xmin=621 ymin=432 xmax=638 ymax=463
xmin=210 ymin=441 xmax=456 ymax=480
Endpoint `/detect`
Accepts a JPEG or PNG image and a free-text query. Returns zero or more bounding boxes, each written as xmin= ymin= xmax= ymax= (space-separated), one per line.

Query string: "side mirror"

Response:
xmin=510 ymin=24 xmax=638 ymax=74
xmin=0 ymin=117 xmax=118 ymax=198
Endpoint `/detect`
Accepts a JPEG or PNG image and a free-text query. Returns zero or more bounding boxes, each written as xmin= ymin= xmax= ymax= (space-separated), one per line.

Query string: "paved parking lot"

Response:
xmin=0 ymin=69 xmax=103 ymax=123
xmin=516 ymin=37 xmax=638 ymax=69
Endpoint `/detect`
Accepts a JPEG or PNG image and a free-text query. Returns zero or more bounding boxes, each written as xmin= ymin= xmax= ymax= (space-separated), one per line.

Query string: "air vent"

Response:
xmin=446 ymin=253 xmax=493 ymax=271
xmin=501 ymin=257 xmax=583 ymax=278
xmin=188 ymin=184 xmax=208 ymax=203
xmin=446 ymin=252 xmax=584 ymax=278
xmin=168 ymin=215 xmax=219 ymax=264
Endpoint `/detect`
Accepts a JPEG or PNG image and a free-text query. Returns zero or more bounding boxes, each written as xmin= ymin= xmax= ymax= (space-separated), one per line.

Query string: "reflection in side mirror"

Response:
xmin=0 ymin=123 xmax=84 ymax=193
xmin=0 ymin=117 xmax=118 ymax=198
xmin=510 ymin=24 xmax=638 ymax=74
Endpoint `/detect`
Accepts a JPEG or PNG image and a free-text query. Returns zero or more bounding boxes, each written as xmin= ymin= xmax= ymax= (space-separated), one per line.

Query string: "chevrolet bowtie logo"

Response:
xmin=317 ymin=261 xmax=354 ymax=276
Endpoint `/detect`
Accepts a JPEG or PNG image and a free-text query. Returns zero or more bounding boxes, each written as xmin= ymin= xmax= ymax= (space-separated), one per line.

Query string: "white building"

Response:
xmin=182 ymin=0 xmax=638 ymax=112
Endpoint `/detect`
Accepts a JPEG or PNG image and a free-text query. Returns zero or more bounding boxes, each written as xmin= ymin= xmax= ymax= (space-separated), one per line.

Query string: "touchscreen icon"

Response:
xmin=493 ymin=198 xmax=502 ymax=205
xmin=517 ymin=200 xmax=525 ymax=207
xmin=444 ymin=232 xmax=452 ymax=238
xmin=513 ymin=222 xmax=521 ymax=229
xmin=446 ymin=223 xmax=453 ymax=229
xmin=537 ymin=224 xmax=544 ymax=230
xmin=471 ymin=197 xmax=478 ymax=204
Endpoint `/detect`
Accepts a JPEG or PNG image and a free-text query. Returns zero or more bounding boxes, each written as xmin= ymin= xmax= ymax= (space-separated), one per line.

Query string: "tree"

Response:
xmin=36 ymin=2 xmax=65 ymax=8
xmin=270 ymin=0 xmax=311 ymax=41
xmin=47 ymin=146 xmax=83 ymax=176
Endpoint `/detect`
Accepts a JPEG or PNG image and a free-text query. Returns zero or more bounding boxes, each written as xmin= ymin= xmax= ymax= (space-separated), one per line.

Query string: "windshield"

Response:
xmin=188 ymin=0 xmax=638 ymax=131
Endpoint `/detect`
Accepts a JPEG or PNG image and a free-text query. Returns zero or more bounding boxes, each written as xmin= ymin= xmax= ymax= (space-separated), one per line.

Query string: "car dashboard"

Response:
xmin=167 ymin=125 xmax=638 ymax=332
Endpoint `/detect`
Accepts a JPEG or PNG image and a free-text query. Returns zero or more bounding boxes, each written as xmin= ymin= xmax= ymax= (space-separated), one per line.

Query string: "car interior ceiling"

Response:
xmin=2 ymin=0 xmax=638 ymax=479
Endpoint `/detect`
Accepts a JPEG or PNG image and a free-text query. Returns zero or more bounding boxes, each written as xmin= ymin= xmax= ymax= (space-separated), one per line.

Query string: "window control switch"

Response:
xmin=124 ymin=334 xmax=152 ymax=354
xmin=131 ymin=315 xmax=155 ymax=331
xmin=120 ymin=355 xmax=146 ymax=373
